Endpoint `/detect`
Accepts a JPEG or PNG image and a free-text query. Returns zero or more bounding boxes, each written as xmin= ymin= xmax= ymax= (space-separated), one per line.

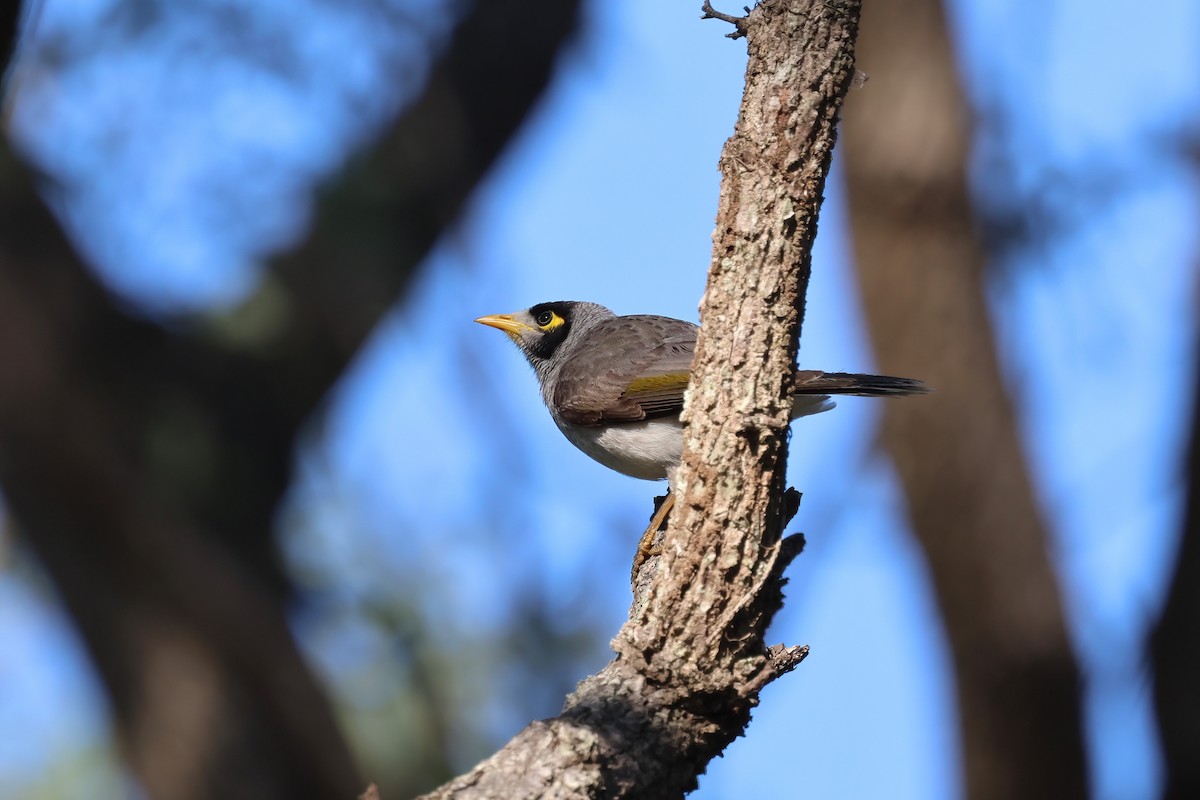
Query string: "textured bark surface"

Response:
xmin=418 ymin=2 xmax=860 ymax=797
xmin=0 ymin=2 xmax=578 ymax=798
xmin=1152 ymin=315 xmax=1200 ymax=799
xmin=840 ymin=2 xmax=1088 ymax=797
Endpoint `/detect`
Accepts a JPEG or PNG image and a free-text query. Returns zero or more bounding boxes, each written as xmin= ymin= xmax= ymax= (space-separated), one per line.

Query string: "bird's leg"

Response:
xmin=631 ymin=491 xmax=675 ymax=581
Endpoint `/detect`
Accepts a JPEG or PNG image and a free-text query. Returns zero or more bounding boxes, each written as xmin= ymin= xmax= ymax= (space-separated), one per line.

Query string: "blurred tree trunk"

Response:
xmin=0 ymin=1 xmax=578 ymax=798
xmin=840 ymin=2 xmax=1088 ymax=797
xmin=1151 ymin=276 xmax=1200 ymax=798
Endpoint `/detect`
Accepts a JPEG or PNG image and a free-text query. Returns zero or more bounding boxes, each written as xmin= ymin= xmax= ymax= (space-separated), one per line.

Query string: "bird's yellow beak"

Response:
xmin=474 ymin=313 xmax=531 ymax=336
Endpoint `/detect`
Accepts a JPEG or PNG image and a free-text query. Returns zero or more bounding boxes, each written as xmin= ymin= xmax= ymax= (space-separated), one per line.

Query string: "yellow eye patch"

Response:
xmin=537 ymin=311 xmax=566 ymax=331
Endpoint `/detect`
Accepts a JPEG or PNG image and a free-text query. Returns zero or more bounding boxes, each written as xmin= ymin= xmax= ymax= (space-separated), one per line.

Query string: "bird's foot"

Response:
xmin=631 ymin=491 xmax=675 ymax=583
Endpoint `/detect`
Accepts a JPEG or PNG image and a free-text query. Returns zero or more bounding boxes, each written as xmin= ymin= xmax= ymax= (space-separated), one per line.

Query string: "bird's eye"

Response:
xmin=536 ymin=311 xmax=555 ymax=327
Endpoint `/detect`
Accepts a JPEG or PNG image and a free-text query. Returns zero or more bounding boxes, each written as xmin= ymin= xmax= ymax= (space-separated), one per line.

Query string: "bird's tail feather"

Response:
xmin=793 ymin=371 xmax=930 ymax=397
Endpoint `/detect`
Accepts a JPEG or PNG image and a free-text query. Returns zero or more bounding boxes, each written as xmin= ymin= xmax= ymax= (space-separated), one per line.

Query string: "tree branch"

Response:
xmin=417 ymin=2 xmax=861 ymax=796
xmin=699 ymin=2 xmax=749 ymax=39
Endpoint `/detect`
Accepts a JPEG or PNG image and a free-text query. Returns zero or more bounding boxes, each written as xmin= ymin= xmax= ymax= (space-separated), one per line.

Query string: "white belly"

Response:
xmin=555 ymin=397 xmax=834 ymax=482
xmin=556 ymin=417 xmax=684 ymax=481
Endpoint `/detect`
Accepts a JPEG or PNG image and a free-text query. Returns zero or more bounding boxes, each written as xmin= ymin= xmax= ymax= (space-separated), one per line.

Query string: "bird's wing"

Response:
xmin=553 ymin=315 xmax=697 ymax=426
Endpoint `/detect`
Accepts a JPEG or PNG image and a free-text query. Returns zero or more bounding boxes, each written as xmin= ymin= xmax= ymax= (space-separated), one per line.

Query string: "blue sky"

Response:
xmin=2 ymin=0 xmax=1198 ymax=797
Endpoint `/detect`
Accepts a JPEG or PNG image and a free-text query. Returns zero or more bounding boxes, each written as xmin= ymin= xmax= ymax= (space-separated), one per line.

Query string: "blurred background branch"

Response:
xmin=1151 ymin=218 xmax=1200 ymax=798
xmin=0 ymin=0 xmax=578 ymax=797
xmin=840 ymin=1 xmax=1088 ymax=796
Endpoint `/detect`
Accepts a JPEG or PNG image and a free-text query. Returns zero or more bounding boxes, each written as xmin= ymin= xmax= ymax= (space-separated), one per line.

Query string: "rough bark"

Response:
xmin=840 ymin=2 xmax=1088 ymax=797
xmin=0 ymin=1 xmax=578 ymax=798
xmin=1151 ymin=288 xmax=1200 ymax=799
xmin=417 ymin=2 xmax=860 ymax=797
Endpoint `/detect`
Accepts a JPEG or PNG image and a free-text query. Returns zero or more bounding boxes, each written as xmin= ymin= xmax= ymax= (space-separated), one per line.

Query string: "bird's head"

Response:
xmin=475 ymin=301 xmax=612 ymax=375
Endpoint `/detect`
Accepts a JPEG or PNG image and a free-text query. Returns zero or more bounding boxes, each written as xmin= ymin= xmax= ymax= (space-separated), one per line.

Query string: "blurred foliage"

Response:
xmin=282 ymin=477 xmax=613 ymax=797
xmin=3 ymin=0 xmax=591 ymax=796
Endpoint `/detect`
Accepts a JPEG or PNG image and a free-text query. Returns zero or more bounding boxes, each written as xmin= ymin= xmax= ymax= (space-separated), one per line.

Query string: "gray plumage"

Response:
xmin=476 ymin=301 xmax=928 ymax=482
xmin=552 ymin=313 xmax=698 ymax=425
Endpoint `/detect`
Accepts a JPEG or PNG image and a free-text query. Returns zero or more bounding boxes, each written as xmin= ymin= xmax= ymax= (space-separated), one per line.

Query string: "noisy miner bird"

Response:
xmin=476 ymin=301 xmax=928 ymax=574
